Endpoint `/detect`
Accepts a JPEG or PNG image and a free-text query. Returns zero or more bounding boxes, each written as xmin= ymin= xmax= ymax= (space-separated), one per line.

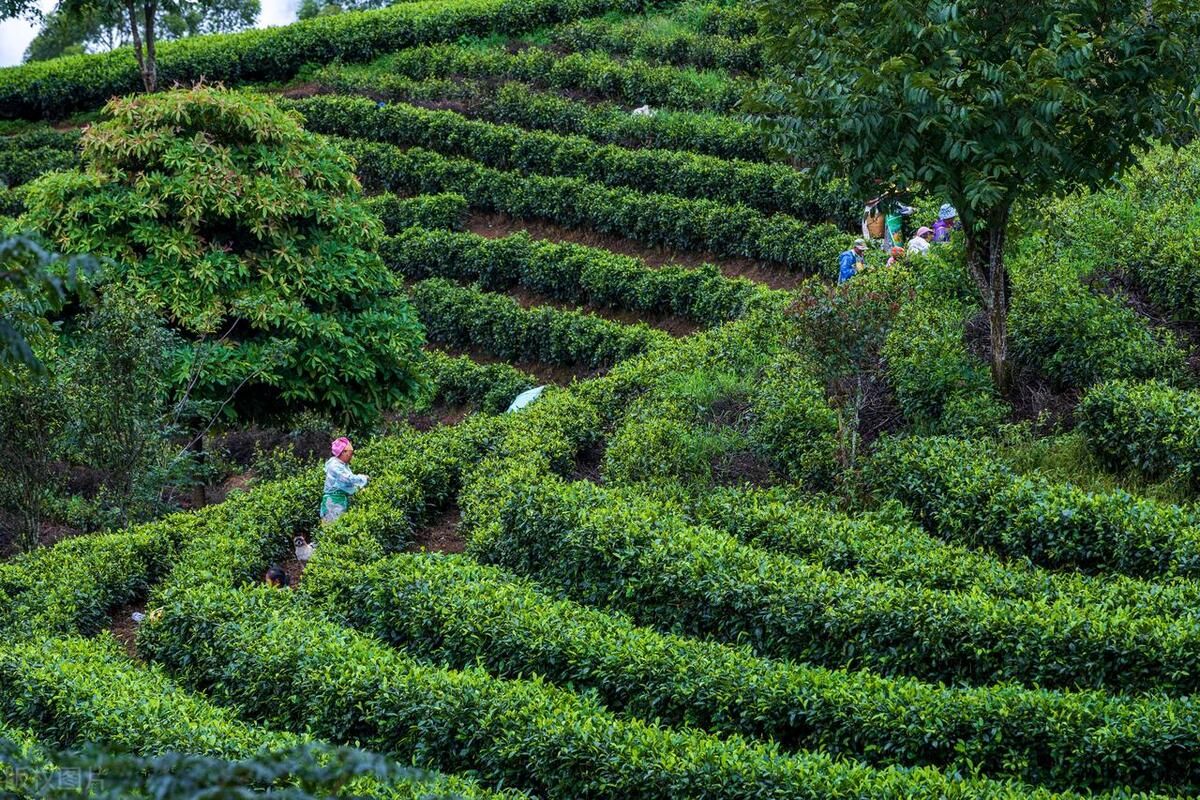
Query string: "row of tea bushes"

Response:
xmin=0 ymin=0 xmax=648 ymax=119
xmin=867 ymin=435 xmax=1200 ymax=578
xmin=141 ymin=583 xmax=1086 ymax=800
xmin=486 ymin=80 xmax=771 ymax=160
xmin=308 ymin=550 xmax=1200 ymax=794
xmin=463 ymin=467 xmax=1200 ymax=694
xmin=381 ymin=226 xmax=770 ymax=326
xmin=550 ymin=17 xmax=763 ymax=72
xmin=345 ymin=139 xmax=850 ymax=272
xmin=0 ymin=473 xmax=315 ymax=640
xmin=422 ymin=348 xmax=537 ymax=414
xmin=367 ymin=191 xmax=469 ymax=232
xmin=0 ymin=635 xmax=502 ymax=799
xmin=293 ymin=95 xmax=848 ymax=220
xmin=409 ymin=277 xmax=671 ymax=369
xmin=308 ymin=71 xmax=772 ymax=161
xmin=386 ymin=44 xmax=747 ymax=112
xmin=687 ymin=486 xmax=1200 ymax=618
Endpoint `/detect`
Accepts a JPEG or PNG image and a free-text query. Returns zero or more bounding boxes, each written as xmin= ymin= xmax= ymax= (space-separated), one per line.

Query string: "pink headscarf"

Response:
xmin=331 ymin=437 xmax=352 ymax=457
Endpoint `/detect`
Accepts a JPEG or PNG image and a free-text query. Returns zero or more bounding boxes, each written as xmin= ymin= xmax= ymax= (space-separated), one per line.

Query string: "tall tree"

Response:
xmin=8 ymin=0 xmax=258 ymax=88
xmin=21 ymin=86 xmax=429 ymax=426
xmin=749 ymin=0 xmax=1200 ymax=390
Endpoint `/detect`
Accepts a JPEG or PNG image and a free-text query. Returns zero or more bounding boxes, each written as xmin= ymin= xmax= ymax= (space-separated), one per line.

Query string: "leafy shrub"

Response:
xmin=58 ymin=292 xmax=180 ymax=526
xmin=866 ymin=435 xmax=1200 ymax=577
xmin=292 ymin=94 xmax=850 ymax=220
xmin=0 ymin=369 xmax=65 ymax=551
xmin=1078 ymin=379 xmax=1200 ymax=482
xmin=0 ymin=0 xmax=648 ymax=119
xmin=21 ymin=87 xmax=427 ymax=425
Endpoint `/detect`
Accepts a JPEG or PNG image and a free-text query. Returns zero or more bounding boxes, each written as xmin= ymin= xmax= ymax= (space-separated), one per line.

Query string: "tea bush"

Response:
xmin=867 ymin=435 xmax=1200 ymax=577
xmin=423 ymin=349 xmax=536 ymax=414
xmin=1078 ymin=379 xmax=1200 ymax=482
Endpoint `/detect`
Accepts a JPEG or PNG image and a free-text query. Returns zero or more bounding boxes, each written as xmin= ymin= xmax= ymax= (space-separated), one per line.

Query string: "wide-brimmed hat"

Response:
xmin=916 ymin=226 xmax=934 ymax=237
xmin=938 ymin=204 xmax=957 ymax=220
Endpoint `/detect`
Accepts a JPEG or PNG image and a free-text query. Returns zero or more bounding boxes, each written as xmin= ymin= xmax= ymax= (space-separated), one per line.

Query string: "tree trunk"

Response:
xmin=964 ymin=207 xmax=1012 ymax=393
xmin=190 ymin=434 xmax=207 ymax=508
xmin=126 ymin=0 xmax=147 ymax=90
xmin=143 ymin=0 xmax=157 ymax=92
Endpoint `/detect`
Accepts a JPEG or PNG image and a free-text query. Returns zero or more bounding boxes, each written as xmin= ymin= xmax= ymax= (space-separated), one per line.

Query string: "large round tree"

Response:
xmin=22 ymin=85 xmax=427 ymax=424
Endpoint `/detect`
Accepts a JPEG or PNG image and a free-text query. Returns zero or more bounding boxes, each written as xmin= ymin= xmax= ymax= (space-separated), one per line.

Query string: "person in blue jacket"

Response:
xmin=838 ymin=239 xmax=867 ymax=283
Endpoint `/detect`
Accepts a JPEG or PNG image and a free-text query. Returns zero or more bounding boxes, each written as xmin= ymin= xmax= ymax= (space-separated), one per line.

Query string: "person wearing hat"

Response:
xmin=908 ymin=227 xmax=935 ymax=256
xmin=838 ymin=239 xmax=868 ymax=283
xmin=933 ymin=204 xmax=959 ymax=243
xmin=319 ymin=437 xmax=369 ymax=525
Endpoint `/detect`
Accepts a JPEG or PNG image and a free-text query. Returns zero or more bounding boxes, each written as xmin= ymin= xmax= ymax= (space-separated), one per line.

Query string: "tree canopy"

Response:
xmin=24 ymin=0 xmax=259 ymax=62
xmin=750 ymin=0 xmax=1200 ymax=387
xmin=21 ymin=86 xmax=429 ymax=425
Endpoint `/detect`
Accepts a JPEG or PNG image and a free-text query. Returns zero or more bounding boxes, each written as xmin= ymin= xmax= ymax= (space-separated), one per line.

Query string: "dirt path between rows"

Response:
xmin=409 ymin=506 xmax=465 ymax=554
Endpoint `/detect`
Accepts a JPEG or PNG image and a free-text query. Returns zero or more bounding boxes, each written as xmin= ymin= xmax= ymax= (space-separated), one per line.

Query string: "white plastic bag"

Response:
xmin=507 ymin=385 xmax=547 ymax=413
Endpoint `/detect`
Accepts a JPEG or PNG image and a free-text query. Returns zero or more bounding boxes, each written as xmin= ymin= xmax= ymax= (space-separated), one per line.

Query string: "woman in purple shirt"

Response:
xmin=933 ymin=204 xmax=958 ymax=243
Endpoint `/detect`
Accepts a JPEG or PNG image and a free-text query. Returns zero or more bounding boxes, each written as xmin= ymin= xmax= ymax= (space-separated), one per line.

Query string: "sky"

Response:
xmin=0 ymin=0 xmax=299 ymax=67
